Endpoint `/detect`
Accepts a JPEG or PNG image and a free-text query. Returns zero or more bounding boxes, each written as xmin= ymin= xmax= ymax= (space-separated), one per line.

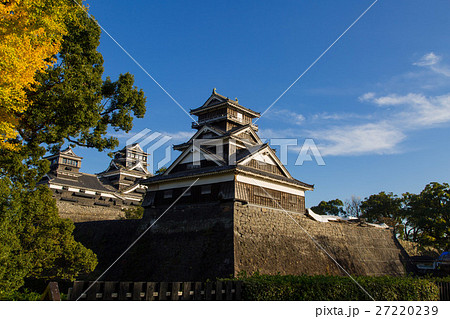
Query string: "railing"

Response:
xmin=191 ymin=114 xmax=257 ymax=129
xmin=68 ymin=281 xmax=242 ymax=301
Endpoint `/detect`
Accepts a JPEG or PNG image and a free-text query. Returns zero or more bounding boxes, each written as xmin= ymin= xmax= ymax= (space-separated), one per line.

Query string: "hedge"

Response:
xmin=238 ymin=273 xmax=440 ymax=301
xmin=0 ymin=289 xmax=41 ymax=301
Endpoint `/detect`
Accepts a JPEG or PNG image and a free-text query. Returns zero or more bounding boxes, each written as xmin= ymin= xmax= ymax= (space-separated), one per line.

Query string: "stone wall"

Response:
xmin=73 ymin=200 xmax=409 ymax=283
xmin=57 ymin=201 xmax=124 ymax=222
xmin=234 ymin=202 xmax=407 ymax=277
xmin=75 ymin=202 xmax=235 ymax=282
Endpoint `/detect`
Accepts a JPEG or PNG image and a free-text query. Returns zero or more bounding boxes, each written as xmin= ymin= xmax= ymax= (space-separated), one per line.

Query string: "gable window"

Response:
xmin=201 ymin=185 xmax=211 ymax=195
xmin=163 ymin=190 xmax=173 ymax=199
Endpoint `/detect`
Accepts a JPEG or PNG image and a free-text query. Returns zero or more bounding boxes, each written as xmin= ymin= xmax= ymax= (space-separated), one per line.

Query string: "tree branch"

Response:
xmin=66 ymin=137 xmax=88 ymax=147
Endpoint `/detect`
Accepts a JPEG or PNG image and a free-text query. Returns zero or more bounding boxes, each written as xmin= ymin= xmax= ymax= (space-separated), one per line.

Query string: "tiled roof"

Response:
xmin=190 ymin=91 xmax=260 ymax=117
xmin=190 ymin=100 xmax=260 ymax=117
xmin=46 ymin=173 xmax=117 ymax=193
xmin=142 ymin=165 xmax=236 ymax=184
xmin=141 ymin=163 xmax=313 ymax=189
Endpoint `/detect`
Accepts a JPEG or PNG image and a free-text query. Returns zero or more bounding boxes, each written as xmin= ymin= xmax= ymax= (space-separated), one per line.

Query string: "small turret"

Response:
xmin=44 ymin=146 xmax=83 ymax=180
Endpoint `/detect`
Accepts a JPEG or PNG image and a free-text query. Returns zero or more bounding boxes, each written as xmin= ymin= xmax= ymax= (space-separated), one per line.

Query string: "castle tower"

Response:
xmin=44 ymin=146 xmax=83 ymax=180
xmin=98 ymin=144 xmax=151 ymax=191
xmin=190 ymin=88 xmax=260 ymax=132
xmin=142 ymin=89 xmax=313 ymax=211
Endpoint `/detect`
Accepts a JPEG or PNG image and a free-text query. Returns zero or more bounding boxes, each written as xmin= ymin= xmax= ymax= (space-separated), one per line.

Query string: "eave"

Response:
xmin=190 ymin=100 xmax=260 ymax=118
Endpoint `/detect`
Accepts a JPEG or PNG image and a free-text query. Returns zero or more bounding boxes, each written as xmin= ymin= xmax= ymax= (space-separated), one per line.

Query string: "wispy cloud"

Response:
xmin=309 ymin=122 xmax=406 ymax=156
xmin=414 ymin=52 xmax=441 ymax=67
xmin=363 ymin=92 xmax=450 ymax=128
xmin=414 ymin=52 xmax=450 ymax=77
xmin=266 ymin=109 xmax=305 ymax=125
xmin=310 ymin=111 xmax=373 ymax=122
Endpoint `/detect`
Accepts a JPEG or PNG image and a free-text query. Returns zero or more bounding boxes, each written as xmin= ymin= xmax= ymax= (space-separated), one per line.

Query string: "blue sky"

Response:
xmin=74 ymin=0 xmax=450 ymax=207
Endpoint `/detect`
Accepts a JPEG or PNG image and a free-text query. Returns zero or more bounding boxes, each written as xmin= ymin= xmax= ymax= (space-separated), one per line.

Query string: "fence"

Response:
xmin=68 ymin=281 xmax=242 ymax=301
xmin=64 ymin=280 xmax=449 ymax=301
xmin=436 ymin=282 xmax=450 ymax=301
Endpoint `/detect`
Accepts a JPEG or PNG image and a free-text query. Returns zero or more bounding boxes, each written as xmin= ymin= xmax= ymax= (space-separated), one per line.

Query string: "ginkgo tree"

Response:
xmin=0 ymin=0 xmax=75 ymax=151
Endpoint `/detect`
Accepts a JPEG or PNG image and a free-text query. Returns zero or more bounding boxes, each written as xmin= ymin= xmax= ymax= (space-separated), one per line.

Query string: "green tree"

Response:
xmin=0 ymin=5 xmax=147 ymax=296
xmin=23 ymin=7 xmax=146 ymax=154
xmin=0 ymin=177 xmax=97 ymax=296
xmin=403 ymin=182 xmax=450 ymax=251
xmin=360 ymin=192 xmax=404 ymax=237
xmin=310 ymin=199 xmax=345 ymax=216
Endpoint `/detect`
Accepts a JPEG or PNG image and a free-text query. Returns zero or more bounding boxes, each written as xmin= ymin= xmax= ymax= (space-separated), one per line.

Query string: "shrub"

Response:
xmin=238 ymin=273 xmax=439 ymax=301
xmin=0 ymin=288 xmax=40 ymax=301
xmin=122 ymin=206 xmax=144 ymax=220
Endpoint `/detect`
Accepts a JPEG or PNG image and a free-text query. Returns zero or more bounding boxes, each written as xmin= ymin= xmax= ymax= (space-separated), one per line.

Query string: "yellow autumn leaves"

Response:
xmin=0 ymin=0 xmax=80 ymax=150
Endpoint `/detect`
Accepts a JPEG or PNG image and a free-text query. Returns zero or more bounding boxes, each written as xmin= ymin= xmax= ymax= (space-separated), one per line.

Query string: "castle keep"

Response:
xmin=142 ymin=89 xmax=313 ymax=213
xmin=41 ymin=144 xmax=150 ymax=222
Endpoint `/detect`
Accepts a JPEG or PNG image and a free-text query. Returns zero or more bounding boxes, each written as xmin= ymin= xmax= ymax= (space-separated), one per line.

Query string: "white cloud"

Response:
xmin=358 ymin=92 xmax=376 ymax=102
xmin=308 ymin=122 xmax=406 ymax=156
xmin=414 ymin=52 xmax=441 ymax=67
xmin=310 ymin=112 xmax=373 ymax=121
xmin=414 ymin=52 xmax=450 ymax=77
xmin=362 ymin=92 xmax=450 ymax=128
xmin=363 ymin=93 xmax=427 ymax=107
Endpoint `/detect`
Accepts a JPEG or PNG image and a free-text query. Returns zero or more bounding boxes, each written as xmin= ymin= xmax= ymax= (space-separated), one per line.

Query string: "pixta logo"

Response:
xmin=127 ymin=129 xmax=325 ymax=172
xmin=126 ymin=129 xmax=173 ymax=173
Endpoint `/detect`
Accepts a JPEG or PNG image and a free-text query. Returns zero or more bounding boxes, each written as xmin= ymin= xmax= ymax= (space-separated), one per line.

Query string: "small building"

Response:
xmin=40 ymin=145 xmax=150 ymax=222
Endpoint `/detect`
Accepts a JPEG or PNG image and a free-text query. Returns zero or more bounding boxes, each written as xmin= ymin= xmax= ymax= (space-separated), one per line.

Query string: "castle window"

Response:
xmin=62 ymin=158 xmax=78 ymax=167
xmin=201 ymin=185 xmax=211 ymax=195
xmin=236 ymin=112 xmax=243 ymax=122
xmin=163 ymin=190 xmax=173 ymax=199
xmin=289 ymin=194 xmax=297 ymax=204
